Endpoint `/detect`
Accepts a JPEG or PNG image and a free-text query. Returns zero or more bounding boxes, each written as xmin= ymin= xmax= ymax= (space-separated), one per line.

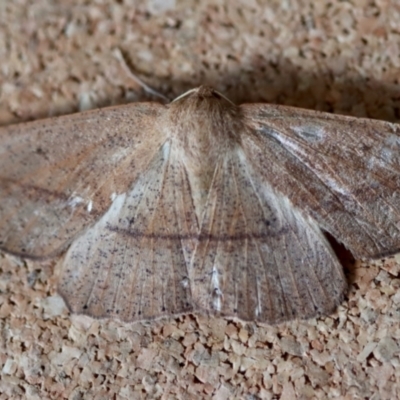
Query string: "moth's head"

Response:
xmin=168 ymin=86 xmax=238 ymax=118
xmin=166 ymin=85 xmax=241 ymax=134
xmin=171 ymin=86 xmax=234 ymax=106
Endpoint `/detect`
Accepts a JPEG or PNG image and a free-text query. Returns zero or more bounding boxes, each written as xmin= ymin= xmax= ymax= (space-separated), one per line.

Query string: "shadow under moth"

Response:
xmin=1 ymin=86 xmax=399 ymax=324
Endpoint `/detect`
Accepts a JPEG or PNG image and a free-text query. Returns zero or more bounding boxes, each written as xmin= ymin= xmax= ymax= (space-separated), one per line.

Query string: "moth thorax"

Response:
xmin=168 ymin=97 xmax=242 ymax=175
xmin=186 ymin=118 xmax=233 ymax=163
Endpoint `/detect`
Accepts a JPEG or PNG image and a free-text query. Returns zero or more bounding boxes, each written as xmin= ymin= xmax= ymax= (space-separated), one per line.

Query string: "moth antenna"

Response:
xmin=171 ymin=87 xmax=235 ymax=106
xmin=171 ymin=88 xmax=199 ymax=103
xmin=113 ymin=47 xmax=170 ymax=103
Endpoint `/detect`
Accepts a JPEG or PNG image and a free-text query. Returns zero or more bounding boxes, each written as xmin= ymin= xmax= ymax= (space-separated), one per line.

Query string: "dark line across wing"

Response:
xmin=0 ymin=177 xmax=103 ymax=221
xmin=0 ymin=177 xmax=71 ymax=203
xmin=107 ymin=225 xmax=290 ymax=241
xmin=108 ymin=224 xmax=400 ymax=258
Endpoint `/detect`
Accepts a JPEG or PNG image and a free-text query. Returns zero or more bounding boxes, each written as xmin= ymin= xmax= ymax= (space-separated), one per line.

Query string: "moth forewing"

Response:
xmin=241 ymin=103 xmax=400 ymax=260
xmin=0 ymin=102 xmax=166 ymax=259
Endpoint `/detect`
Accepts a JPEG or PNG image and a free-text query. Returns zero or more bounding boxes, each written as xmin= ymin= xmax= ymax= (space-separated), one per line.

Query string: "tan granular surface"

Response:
xmin=1 ymin=1 xmax=400 ymax=399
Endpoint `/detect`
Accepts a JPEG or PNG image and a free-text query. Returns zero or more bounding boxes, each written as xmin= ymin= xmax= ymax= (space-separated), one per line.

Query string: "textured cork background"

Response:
xmin=1 ymin=1 xmax=400 ymax=399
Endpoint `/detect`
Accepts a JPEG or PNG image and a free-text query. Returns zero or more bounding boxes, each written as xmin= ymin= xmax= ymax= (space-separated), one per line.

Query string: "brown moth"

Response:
xmin=1 ymin=86 xmax=399 ymax=324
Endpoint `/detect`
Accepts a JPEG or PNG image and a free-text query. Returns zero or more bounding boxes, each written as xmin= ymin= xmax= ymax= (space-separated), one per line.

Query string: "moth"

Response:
xmin=1 ymin=86 xmax=399 ymax=324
